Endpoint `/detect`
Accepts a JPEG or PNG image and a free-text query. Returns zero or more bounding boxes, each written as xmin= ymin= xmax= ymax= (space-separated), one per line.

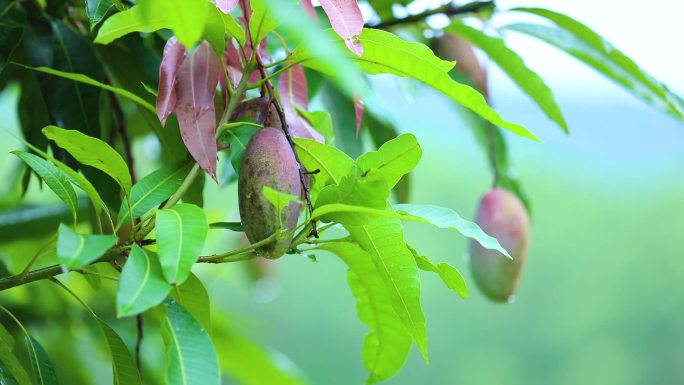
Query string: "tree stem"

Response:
xmin=367 ymin=1 xmax=494 ymax=29
xmin=0 ymin=247 xmax=123 ymax=291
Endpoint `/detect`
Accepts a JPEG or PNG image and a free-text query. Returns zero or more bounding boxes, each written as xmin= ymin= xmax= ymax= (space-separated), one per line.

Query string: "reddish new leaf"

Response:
xmin=220 ymin=42 xmax=243 ymax=89
xmin=354 ymin=95 xmax=364 ymax=137
xmin=319 ymin=0 xmax=364 ymax=56
xmin=157 ymin=38 xmax=186 ymax=126
xmin=301 ymin=0 xmax=318 ymax=22
xmin=279 ymin=64 xmax=308 ymax=112
xmin=278 ymin=64 xmax=324 ymax=143
xmin=213 ymin=0 xmax=238 ymax=14
xmin=219 ymin=41 xmax=259 ymax=91
xmin=175 ymin=41 xmax=220 ymax=180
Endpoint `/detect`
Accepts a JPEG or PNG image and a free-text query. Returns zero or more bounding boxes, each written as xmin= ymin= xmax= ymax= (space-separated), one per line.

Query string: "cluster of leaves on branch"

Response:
xmin=0 ymin=0 xmax=682 ymax=384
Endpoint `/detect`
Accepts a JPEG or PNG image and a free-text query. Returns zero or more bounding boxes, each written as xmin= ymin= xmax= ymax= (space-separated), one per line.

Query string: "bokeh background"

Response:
xmin=1 ymin=0 xmax=683 ymax=384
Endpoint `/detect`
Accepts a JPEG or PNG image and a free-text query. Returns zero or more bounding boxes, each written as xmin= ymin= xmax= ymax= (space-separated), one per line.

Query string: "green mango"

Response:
xmin=470 ymin=188 xmax=531 ymax=302
xmin=238 ymin=127 xmax=301 ymax=258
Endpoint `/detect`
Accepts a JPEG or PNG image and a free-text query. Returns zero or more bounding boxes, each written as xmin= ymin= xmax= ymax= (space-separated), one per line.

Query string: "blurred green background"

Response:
xmin=2 ymin=1 xmax=684 ymax=383
xmin=206 ymin=82 xmax=684 ymax=384
xmin=2 ymin=66 xmax=683 ymax=385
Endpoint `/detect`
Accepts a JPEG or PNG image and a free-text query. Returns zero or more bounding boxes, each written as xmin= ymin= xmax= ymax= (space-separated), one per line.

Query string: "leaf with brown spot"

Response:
xmin=175 ymin=41 xmax=220 ymax=180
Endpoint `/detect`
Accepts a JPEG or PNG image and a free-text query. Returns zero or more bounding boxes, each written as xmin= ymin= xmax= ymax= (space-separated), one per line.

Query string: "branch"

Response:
xmin=0 ymin=247 xmax=125 ymax=291
xmin=366 ymin=0 xmax=495 ymax=29
xmin=0 ymin=241 xmax=263 ymax=292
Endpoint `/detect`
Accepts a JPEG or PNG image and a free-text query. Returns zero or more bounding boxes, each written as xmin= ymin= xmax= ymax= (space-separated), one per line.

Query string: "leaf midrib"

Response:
xmin=122 ymin=248 xmax=153 ymax=314
xmin=360 ymin=225 xmax=420 ymax=346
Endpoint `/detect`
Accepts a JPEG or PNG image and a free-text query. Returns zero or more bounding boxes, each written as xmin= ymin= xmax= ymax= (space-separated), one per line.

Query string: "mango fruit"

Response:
xmin=231 ymin=97 xmax=281 ymax=127
xmin=470 ymin=188 xmax=530 ymax=302
xmin=238 ymin=127 xmax=301 ymax=258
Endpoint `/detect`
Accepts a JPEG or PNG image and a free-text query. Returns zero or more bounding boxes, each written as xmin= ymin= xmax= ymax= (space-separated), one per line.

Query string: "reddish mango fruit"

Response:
xmin=238 ymin=127 xmax=302 ymax=258
xmin=470 ymin=188 xmax=531 ymax=302
xmin=231 ymin=97 xmax=280 ymax=127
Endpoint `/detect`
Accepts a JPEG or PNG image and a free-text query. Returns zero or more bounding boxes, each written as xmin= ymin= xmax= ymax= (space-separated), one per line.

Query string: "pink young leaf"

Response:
xmin=278 ymin=64 xmax=309 ymax=112
xmin=175 ymin=41 xmax=220 ymax=180
xmin=213 ymin=0 xmax=238 ymax=14
xmin=319 ymin=0 xmax=364 ymax=56
xmin=220 ymin=42 xmax=243 ymax=89
xmin=290 ymin=116 xmax=325 ymax=143
xmin=156 ymin=38 xmax=186 ymax=127
xmin=301 ymin=0 xmax=318 ymax=22
xmin=219 ymin=40 xmax=260 ymax=94
xmin=278 ymin=65 xmax=324 ymax=143
xmin=354 ymin=95 xmax=364 ymax=137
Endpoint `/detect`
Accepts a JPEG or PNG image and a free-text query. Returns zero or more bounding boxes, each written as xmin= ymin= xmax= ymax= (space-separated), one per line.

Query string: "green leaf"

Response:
xmin=117 ymin=162 xmax=193 ymax=228
xmin=393 ymin=204 xmax=510 ymax=258
xmin=17 ymin=73 xmax=51 ymax=156
xmin=0 ymin=1 xmax=25 ymax=75
xmin=46 ymin=20 xmax=104 ymax=139
xmin=183 ymin=172 xmax=205 ymax=208
xmin=363 ymin=108 xmax=411 ymax=203
xmin=222 ymin=123 xmax=260 ymax=174
xmin=59 ymin=284 xmax=141 ymax=384
xmin=446 ymin=22 xmax=568 ymax=133
xmin=318 ymin=242 xmax=412 ymax=384
xmin=356 ymin=133 xmax=421 ymax=189
xmin=262 ymin=186 xmax=302 ymax=226
xmin=204 ymin=3 xmax=245 ymax=53
xmin=0 ymin=343 xmax=31 ymax=385
xmin=0 ymin=323 xmax=13 ymax=348
xmin=170 ymin=273 xmax=211 ymax=333
xmin=209 ymin=222 xmax=244 ymax=232
xmin=163 ymin=300 xmax=220 ymax=385
xmin=203 ymin=5 xmax=226 ymax=54
xmin=43 ymin=125 xmax=132 ymax=196
xmin=97 ymin=318 xmax=142 ymax=385
xmin=21 ymin=65 xmax=156 ymax=113
xmin=116 ymin=245 xmax=171 ymax=317
xmin=311 ymin=202 xmax=510 ymax=256
xmin=12 ymin=151 xmax=78 ymax=225
xmin=223 ymin=11 xmax=246 ymax=47
xmin=22 ymin=141 xmax=106 ymax=218
xmin=345 ymin=214 xmax=429 ymax=360
xmin=214 ymin=318 xmax=308 ymax=385
xmin=56 ymin=224 xmax=117 ymax=269
xmin=315 ymin=169 xmax=389 ymax=224
xmin=25 ymin=335 xmax=60 ymax=385
xmin=95 ymin=0 xmax=210 ymax=48
xmin=296 ymin=29 xmax=539 ymax=141
xmin=297 ymin=109 xmax=335 ymax=144
xmin=408 ymin=246 xmax=468 ymax=299
xmin=86 ymin=0 xmax=114 ymax=29
xmin=156 ymin=204 xmax=209 ymax=285
xmin=294 ymin=138 xmax=355 ymax=186
xmin=0 ymin=307 xmax=59 ymax=385
xmin=81 ymin=264 xmax=102 ymax=290
xmin=249 ymin=0 xmax=279 ymax=45
xmin=506 ymin=8 xmax=684 ymax=121
xmin=321 ymin=83 xmax=364 ymax=158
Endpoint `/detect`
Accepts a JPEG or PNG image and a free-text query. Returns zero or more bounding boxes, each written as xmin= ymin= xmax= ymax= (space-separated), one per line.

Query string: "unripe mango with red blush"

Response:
xmin=470 ymin=188 xmax=530 ymax=302
xmin=238 ymin=127 xmax=301 ymax=258
xmin=231 ymin=97 xmax=280 ymax=128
